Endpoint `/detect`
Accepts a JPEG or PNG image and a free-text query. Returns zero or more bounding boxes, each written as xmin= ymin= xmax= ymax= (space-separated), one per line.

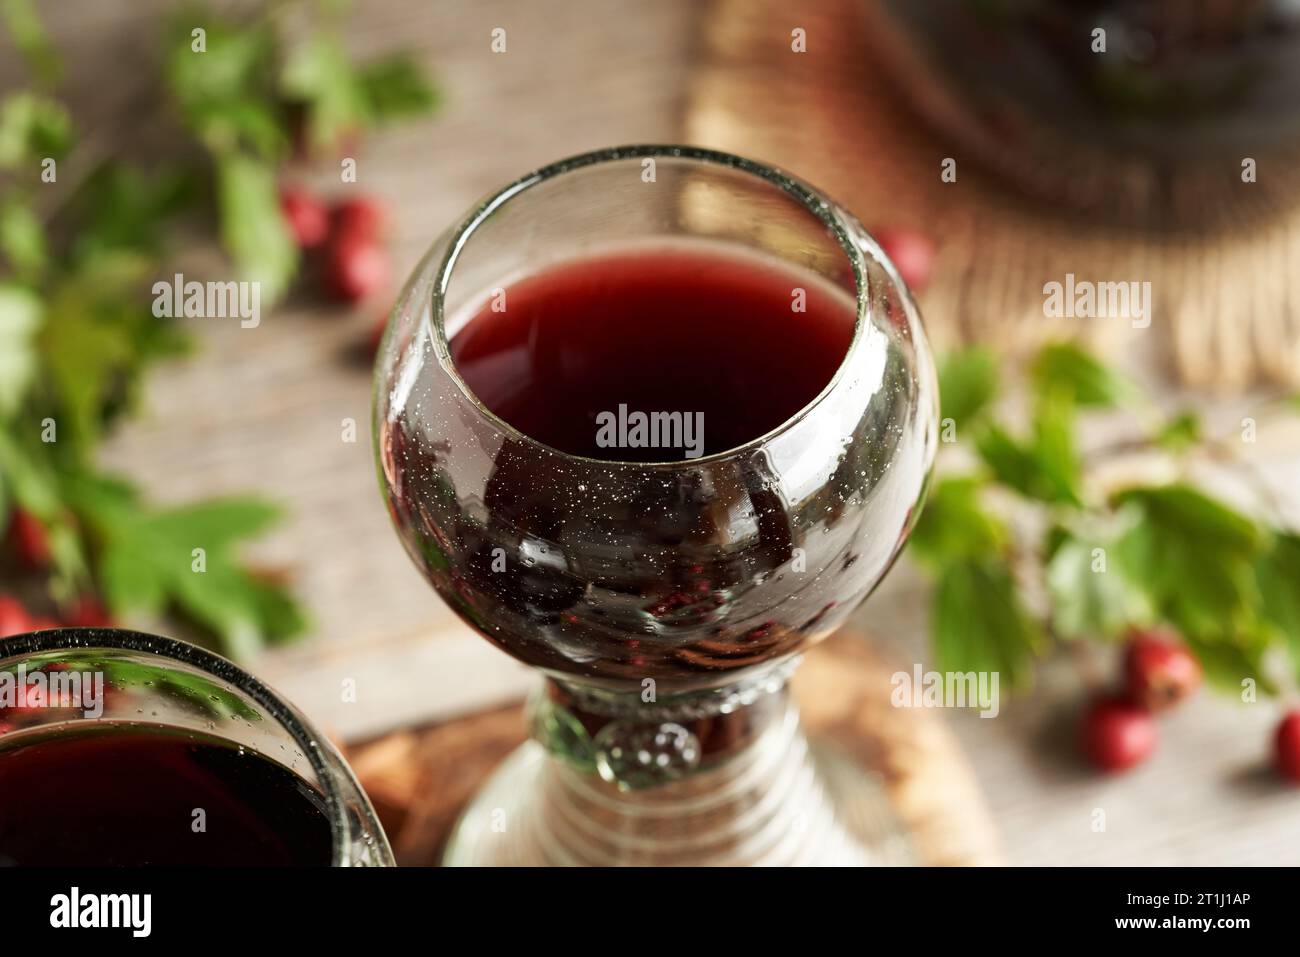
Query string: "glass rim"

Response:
xmin=0 ymin=627 xmax=357 ymax=867
xmin=425 ymin=143 xmax=872 ymax=469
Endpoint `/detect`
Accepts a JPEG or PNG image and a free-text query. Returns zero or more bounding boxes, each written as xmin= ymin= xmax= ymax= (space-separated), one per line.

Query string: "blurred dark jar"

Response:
xmin=868 ymin=0 xmax=1300 ymax=226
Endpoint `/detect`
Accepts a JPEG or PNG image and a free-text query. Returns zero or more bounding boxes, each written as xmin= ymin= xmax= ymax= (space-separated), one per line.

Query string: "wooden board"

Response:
xmin=347 ymin=628 xmax=1002 ymax=866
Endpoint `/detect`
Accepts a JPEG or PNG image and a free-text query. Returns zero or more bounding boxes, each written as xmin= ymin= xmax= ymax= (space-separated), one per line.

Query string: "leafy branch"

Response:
xmin=0 ymin=0 xmax=439 ymax=656
xmin=910 ymin=339 xmax=1300 ymax=695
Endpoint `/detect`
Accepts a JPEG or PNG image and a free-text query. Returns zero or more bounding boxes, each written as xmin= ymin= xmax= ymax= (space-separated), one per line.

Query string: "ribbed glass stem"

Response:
xmin=442 ymin=663 xmax=905 ymax=866
xmin=530 ymin=700 xmax=868 ymax=865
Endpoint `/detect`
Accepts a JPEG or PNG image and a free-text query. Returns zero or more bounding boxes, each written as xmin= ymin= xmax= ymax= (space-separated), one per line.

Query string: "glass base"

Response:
xmin=442 ymin=707 xmax=916 ymax=867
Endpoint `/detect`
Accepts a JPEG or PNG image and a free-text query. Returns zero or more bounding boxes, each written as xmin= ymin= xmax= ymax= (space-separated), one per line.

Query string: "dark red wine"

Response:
xmin=0 ymin=724 xmax=333 ymax=866
xmin=450 ymin=246 xmax=855 ymax=461
xmin=380 ymin=242 xmax=891 ymax=687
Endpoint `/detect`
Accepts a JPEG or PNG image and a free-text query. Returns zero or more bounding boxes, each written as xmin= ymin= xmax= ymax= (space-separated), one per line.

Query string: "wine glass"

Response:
xmin=374 ymin=145 xmax=937 ymax=865
xmin=0 ymin=628 xmax=393 ymax=866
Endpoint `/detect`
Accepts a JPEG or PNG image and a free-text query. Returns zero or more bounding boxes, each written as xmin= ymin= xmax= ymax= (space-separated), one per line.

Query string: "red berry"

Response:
xmin=876 ymin=227 xmax=936 ymax=293
xmin=331 ymin=197 xmax=386 ymax=242
xmin=324 ymin=235 xmax=390 ymax=303
xmin=280 ymin=187 xmax=330 ymax=249
xmin=0 ymin=595 xmax=33 ymax=637
xmin=1080 ymin=695 xmax=1157 ymax=772
xmin=1123 ymin=627 xmax=1201 ymax=711
xmin=1275 ymin=710 xmax=1300 ymax=782
xmin=7 ymin=509 xmax=49 ymax=568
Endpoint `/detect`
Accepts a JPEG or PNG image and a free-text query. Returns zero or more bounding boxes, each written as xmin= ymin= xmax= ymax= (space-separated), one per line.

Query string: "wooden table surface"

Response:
xmin=17 ymin=0 xmax=1300 ymax=865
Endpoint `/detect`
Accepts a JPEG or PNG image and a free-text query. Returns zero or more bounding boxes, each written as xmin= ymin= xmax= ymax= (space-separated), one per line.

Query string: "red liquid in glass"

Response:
xmin=449 ymin=246 xmax=855 ymax=461
xmin=0 ymin=724 xmax=333 ymax=866
xmin=382 ymin=244 xmax=871 ymax=685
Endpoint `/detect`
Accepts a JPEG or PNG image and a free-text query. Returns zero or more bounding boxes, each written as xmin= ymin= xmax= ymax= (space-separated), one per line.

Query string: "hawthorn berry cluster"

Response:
xmin=1080 ymin=626 xmax=1300 ymax=783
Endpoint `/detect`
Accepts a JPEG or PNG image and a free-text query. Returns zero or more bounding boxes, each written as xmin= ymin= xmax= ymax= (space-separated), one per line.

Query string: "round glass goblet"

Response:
xmin=374 ymin=145 xmax=938 ymax=865
xmin=0 ymin=628 xmax=393 ymax=866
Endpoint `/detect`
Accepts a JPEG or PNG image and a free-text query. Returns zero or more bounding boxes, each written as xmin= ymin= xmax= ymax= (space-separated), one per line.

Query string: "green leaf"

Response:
xmin=99 ymin=533 xmax=169 ymax=616
xmin=1113 ymin=485 xmax=1264 ymax=644
xmin=932 ymin=558 xmax=1041 ymax=688
xmin=0 ymin=91 xmax=71 ymax=168
xmin=215 ymin=153 xmax=297 ymax=303
xmin=1028 ymin=393 xmax=1082 ymax=502
xmin=908 ymin=476 xmax=1006 ymax=568
xmin=60 ymin=467 xmax=139 ymax=521
xmin=1154 ymin=410 xmax=1201 ymax=452
xmin=68 ymin=163 xmax=195 ymax=262
xmin=30 ymin=253 xmax=188 ymax=447
xmin=1182 ymin=631 xmax=1275 ymax=696
xmin=142 ymin=498 xmax=282 ymax=551
xmin=166 ymin=16 xmax=281 ymax=156
xmin=1030 ymin=340 xmax=1133 ymax=408
xmin=937 ymin=347 xmax=998 ymax=427
xmin=0 ymin=282 xmax=41 ymax=417
xmin=90 ymin=495 xmax=306 ymax=657
xmin=0 ymin=0 xmax=61 ymax=85
xmin=0 ymin=199 xmax=46 ymax=276
xmin=1045 ymin=534 xmax=1151 ymax=639
xmin=38 ymin=282 xmax=139 ymax=448
xmin=281 ymin=34 xmax=368 ymax=150
xmin=188 ymin=98 xmax=287 ymax=159
xmin=357 ymin=53 xmax=439 ymax=121
xmin=0 ymin=430 xmax=61 ymax=517
xmin=974 ymin=399 xmax=1081 ymax=505
xmin=1256 ymin=532 xmax=1300 ymax=683
xmin=1115 ymin=484 xmax=1259 ymax=552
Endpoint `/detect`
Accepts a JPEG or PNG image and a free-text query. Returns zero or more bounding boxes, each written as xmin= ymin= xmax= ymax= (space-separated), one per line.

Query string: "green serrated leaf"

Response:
xmin=1029 ymin=393 xmax=1082 ymax=502
xmin=1182 ymin=631 xmax=1275 ymax=696
xmin=0 ymin=199 xmax=46 ymax=276
xmin=932 ymin=558 xmax=1041 ymax=688
xmin=0 ymin=92 xmax=71 ymax=167
xmin=908 ymin=475 xmax=1005 ymax=568
xmin=68 ymin=162 xmax=196 ymax=262
xmin=100 ymin=537 xmax=169 ymax=617
xmin=1154 ymin=410 xmax=1201 ymax=452
xmin=1030 ymin=340 xmax=1133 ymax=408
xmin=281 ymin=34 xmax=368 ymax=150
xmin=170 ymin=22 xmax=274 ymax=103
xmin=60 ymin=467 xmax=140 ymax=522
xmin=0 ymin=0 xmax=61 ymax=86
xmin=1046 ymin=535 xmax=1151 ymax=639
xmin=191 ymin=98 xmax=287 ymax=158
xmin=143 ymin=498 xmax=282 ymax=551
xmin=357 ymin=53 xmax=439 ymax=121
xmin=90 ymin=493 xmax=305 ymax=657
xmin=1256 ymin=532 xmax=1300 ymax=683
xmin=1114 ymin=484 xmax=1264 ymax=644
xmin=0 ymin=430 xmax=60 ymax=516
xmin=937 ymin=347 xmax=998 ymax=428
xmin=38 ymin=284 xmax=138 ymax=447
xmin=215 ymin=153 xmax=297 ymax=303
xmin=975 ymin=411 xmax=1081 ymax=505
xmin=0 ymin=282 xmax=41 ymax=417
